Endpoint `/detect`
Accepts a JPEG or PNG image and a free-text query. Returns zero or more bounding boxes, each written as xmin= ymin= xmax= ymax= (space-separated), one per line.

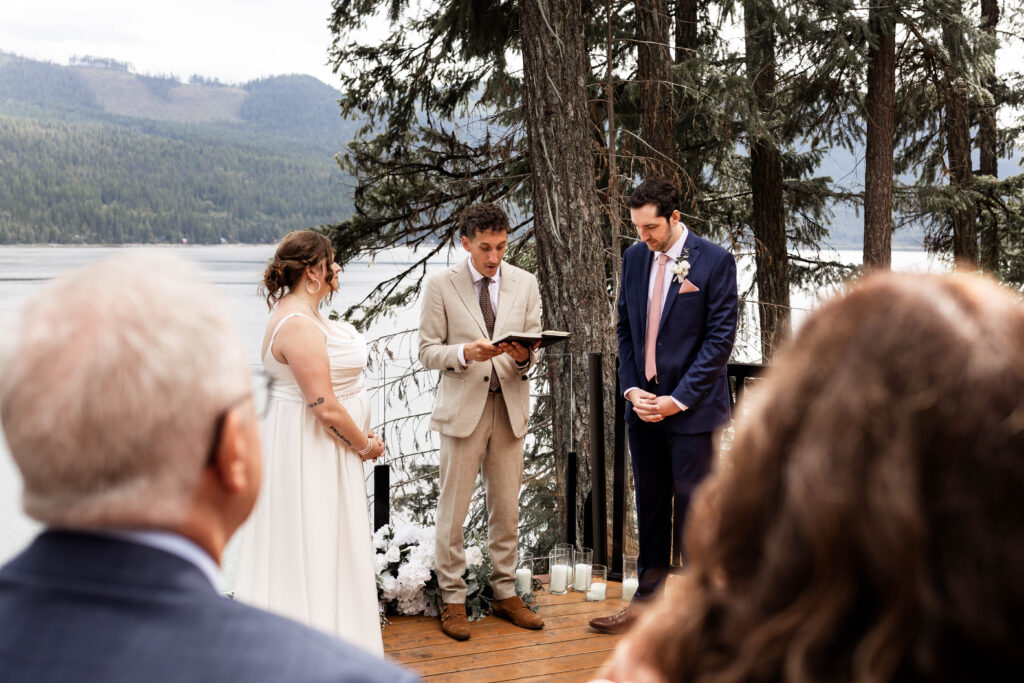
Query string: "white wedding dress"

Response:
xmin=235 ymin=312 xmax=383 ymax=655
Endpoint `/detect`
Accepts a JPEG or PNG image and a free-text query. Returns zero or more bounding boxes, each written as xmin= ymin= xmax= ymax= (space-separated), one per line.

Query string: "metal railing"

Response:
xmin=369 ymin=345 xmax=765 ymax=580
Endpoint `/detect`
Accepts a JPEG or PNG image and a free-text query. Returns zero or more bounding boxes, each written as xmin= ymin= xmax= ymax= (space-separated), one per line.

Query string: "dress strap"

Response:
xmin=266 ymin=313 xmax=328 ymax=358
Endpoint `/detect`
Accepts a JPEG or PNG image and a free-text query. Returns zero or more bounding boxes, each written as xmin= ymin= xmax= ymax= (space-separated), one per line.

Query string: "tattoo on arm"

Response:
xmin=308 ymin=396 xmax=324 ymax=409
xmin=328 ymin=425 xmax=353 ymax=448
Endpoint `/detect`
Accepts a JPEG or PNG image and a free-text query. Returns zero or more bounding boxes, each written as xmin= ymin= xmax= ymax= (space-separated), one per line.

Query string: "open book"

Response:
xmin=491 ymin=330 xmax=570 ymax=349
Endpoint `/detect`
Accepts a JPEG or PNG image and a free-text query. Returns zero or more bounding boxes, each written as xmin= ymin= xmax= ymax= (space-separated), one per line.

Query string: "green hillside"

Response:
xmin=0 ymin=53 xmax=355 ymax=244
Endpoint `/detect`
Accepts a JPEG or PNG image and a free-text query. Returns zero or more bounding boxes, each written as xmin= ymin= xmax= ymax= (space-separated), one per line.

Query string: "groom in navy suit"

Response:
xmin=0 ymin=253 xmax=417 ymax=683
xmin=591 ymin=178 xmax=737 ymax=634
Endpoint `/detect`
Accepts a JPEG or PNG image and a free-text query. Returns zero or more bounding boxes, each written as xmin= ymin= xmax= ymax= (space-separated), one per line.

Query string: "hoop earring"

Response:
xmin=305 ymin=279 xmax=322 ymax=295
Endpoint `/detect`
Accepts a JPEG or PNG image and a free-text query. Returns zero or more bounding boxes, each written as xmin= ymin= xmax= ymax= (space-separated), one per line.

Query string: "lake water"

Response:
xmin=0 ymin=244 xmax=945 ymax=578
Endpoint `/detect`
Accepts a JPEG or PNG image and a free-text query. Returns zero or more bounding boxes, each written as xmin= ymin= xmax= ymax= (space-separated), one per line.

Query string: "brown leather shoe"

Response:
xmin=588 ymin=603 xmax=642 ymax=634
xmin=440 ymin=602 xmax=471 ymax=641
xmin=491 ymin=595 xmax=544 ymax=630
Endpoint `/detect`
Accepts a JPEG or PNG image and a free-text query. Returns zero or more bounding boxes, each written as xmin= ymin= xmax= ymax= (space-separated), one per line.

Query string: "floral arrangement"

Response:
xmin=670 ymin=247 xmax=691 ymax=283
xmin=373 ymin=521 xmax=502 ymax=624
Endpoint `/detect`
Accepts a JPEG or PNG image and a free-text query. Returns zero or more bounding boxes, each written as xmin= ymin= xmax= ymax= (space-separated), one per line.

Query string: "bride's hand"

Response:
xmin=361 ymin=434 xmax=385 ymax=462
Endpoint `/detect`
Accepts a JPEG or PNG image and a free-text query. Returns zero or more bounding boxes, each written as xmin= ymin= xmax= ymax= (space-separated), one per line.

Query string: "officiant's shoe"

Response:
xmin=589 ymin=603 xmax=642 ymax=635
xmin=440 ymin=602 xmax=471 ymax=641
xmin=491 ymin=595 xmax=544 ymax=630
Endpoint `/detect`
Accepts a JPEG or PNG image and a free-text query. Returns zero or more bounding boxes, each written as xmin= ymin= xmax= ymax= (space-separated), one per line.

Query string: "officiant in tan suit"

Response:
xmin=418 ymin=202 xmax=545 ymax=641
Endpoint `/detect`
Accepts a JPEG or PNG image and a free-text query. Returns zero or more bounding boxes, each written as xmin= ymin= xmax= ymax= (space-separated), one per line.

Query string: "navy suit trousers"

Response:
xmin=627 ymin=397 xmax=713 ymax=600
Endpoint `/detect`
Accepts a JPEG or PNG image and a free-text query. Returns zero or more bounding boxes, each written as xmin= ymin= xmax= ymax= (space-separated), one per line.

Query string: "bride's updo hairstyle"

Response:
xmin=263 ymin=230 xmax=337 ymax=309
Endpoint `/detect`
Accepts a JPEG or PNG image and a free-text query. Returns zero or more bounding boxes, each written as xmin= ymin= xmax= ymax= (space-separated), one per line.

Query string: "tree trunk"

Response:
xmin=520 ymin=0 xmax=616 ymax=545
xmin=637 ymin=0 xmax=677 ymax=182
xmin=675 ymin=0 xmax=696 ymax=63
xmin=863 ymin=1 xmax=895 ymax=271
xmin=978 ymin=0 xmax=1000 ymax=272
xmin=675 ymin=0 xmax=700 ymax=211
xmin=943 ymin=21 xmax=978 ymax=270
xmin=744 ymin=0 xmax=790 ymax=361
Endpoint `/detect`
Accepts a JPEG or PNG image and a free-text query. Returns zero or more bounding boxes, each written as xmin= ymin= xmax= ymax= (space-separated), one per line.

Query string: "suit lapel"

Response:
xmin=658 ymin=231 xmax=701 ymax=332
xmin=492 ymin=265 xmax=518 ymax=336
xmin=635 ymin=247 xmax=654 ymax=337
xmin=450 ymin=261 xmax=489 ymax=337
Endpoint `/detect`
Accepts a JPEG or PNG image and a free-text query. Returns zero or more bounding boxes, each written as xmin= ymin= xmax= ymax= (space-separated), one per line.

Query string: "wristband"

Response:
xmin=356 ymin=437 xmax=374 ymax=456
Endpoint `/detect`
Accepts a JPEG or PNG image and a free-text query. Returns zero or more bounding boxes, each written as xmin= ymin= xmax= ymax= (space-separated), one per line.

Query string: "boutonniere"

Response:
xmin=670 ymin=248 xmax=690 ymax=284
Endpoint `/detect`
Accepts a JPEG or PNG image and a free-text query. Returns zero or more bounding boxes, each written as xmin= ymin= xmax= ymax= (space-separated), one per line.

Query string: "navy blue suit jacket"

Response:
xmin=0 ymin=531 xmax=419 ymax=683
xmin=617 ymin=231 xmax=738 ymax=434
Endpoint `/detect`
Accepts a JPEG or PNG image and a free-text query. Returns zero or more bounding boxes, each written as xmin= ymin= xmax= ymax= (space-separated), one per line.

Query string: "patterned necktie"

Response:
xmin=644 ymin=253 xmax=671 ymax=382
xmin=479 ymin=276 xmax=500 ymax=391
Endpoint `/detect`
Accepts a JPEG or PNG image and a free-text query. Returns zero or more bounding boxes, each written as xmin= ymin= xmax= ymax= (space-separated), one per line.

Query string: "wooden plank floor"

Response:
xmin=383 ymin=580 xmax=627 ymax=682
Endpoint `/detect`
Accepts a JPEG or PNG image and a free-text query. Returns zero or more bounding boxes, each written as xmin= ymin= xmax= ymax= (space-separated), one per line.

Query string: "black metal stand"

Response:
xmin=566 ymin=450 xmax=578 ymax=545
xmin=373 ymin=463 xmax=390 ymax=531
xmin=588 ymin=353 xmax=608 ymax=566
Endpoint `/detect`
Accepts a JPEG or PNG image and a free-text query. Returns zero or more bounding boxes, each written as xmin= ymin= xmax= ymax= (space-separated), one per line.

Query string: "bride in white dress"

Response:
xmin=235 ymin=230 xmax=385 ymax=654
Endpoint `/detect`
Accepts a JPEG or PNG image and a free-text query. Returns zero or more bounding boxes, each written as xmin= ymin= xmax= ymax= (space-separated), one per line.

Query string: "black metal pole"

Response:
xmin=566 ymin=450 xmax=577 ymax=546
xmin=610 ymin=363 xmax=626 ymax=581
xmin=373 ymin=463 xmax=390 ymax=531
xmin=588 ymin=352 xmax=608 ymax=566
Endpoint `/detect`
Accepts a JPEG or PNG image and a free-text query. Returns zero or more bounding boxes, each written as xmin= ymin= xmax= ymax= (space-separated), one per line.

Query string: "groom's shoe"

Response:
xmin=588 ymin=603 xmax=643 ymax=635
xmin=491 ymin=595 xmax=544 ymax=630
xmin=440 ymin=602 xmax=471 ymax=641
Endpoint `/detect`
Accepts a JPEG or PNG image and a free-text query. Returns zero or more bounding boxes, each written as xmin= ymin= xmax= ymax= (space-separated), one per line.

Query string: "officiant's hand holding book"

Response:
xmin=491 ymin=330 xmax=570 ymax=349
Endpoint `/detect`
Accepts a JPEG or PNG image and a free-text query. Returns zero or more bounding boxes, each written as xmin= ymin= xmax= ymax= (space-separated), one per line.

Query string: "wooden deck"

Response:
xmin=383 ymin=581 xmax=627 ymax=681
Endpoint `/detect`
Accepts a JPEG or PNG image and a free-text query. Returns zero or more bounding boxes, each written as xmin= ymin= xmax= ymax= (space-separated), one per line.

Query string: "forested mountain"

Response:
xmin=0 ymin=52 xmax=355 ymax=244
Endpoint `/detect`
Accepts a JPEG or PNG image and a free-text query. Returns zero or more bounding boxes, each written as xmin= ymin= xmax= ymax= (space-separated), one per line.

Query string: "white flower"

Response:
xmin=397 ymin=558 xmax=432 ymax=589
xmin=372 ymin=524 xmax=392 ymax=551
xmin=670 ymin=259 xmax=691 ymax=284
xmin=380 ymin=573 xmax=400 ymax=601
xmin=416 ymin=525 xmax=436 ymax=548
xmin=384 ymin=545 xmax=401 ymax=564
xmin=392 ymin=522 xmax=422 ymax=548
xmin=396 ymin=592 xmax=427 ymax=616
xmin=464 ymin=545 xmax=483 ymax=568
xmin=373 ymin=552 xmax=390 ymax=573
xmin=408 ymin=542 xmax=436 ymax=571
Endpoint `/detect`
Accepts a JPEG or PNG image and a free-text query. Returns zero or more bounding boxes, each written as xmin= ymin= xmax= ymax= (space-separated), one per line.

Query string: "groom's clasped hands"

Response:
xmin=626 ymin=389 xmax=684 ymax=423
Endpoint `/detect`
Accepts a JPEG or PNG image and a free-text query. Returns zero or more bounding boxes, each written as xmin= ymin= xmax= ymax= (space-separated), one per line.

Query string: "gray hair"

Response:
xmin=0 ymin=252 xmax=250 ymax=528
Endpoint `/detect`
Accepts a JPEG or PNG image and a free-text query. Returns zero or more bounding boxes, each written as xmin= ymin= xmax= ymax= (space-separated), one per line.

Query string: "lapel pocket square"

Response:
xmin=678 ymin=279 xmax=699 ymax=294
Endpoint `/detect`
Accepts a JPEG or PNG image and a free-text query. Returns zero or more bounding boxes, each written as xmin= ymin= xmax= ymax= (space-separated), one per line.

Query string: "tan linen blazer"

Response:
xmin=418 ymin=259 xmax=541 ymax=439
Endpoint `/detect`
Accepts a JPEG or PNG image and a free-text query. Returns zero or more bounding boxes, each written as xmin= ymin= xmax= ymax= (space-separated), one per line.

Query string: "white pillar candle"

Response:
xmin=621 ymin=577 xmax=639 ymax=602
xmin=515 ymin=567 xmax=532 ymax=594
xmin=550 ymin=563 xmax=569 ymax=593
xmin=574 ymin=563 xmax=592 ymax=591
xmin=586 ymin=582 xmax=607 ymax=601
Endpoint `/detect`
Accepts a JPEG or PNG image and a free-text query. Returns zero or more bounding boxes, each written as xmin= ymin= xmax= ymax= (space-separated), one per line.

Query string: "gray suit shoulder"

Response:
xmin=220 ymin=599 xmax=420 ymax=683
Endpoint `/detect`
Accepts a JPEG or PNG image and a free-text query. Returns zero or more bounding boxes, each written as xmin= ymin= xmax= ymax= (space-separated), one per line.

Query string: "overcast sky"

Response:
xmin=0 ymin=0 xmax=354 ymax=85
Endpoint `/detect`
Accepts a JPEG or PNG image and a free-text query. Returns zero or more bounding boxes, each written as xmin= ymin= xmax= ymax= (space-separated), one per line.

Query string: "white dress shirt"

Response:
xmin=626 ymin=225 xmax=689 ymax=410
xmin=458 ymin=256 xmax=502 ymax=367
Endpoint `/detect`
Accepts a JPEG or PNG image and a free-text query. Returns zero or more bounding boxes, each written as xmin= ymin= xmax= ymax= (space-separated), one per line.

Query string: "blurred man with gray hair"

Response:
xmin=0 ymin=253 xmax=417 ymax=683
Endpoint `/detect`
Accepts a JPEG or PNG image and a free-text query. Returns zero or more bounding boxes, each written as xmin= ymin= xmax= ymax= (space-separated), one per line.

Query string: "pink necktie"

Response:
xmin=645 ymin=253 xmax=671 ymax=382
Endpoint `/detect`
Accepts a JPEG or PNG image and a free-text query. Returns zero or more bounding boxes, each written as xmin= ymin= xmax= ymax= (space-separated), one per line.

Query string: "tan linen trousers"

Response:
xmin=434 ymin=393 xmax=524 ymax=603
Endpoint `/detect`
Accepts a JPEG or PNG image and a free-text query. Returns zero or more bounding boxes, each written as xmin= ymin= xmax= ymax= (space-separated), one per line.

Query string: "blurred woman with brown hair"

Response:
xmin=599 ymin=272 xmax=1024 ymax=682
xmin=235 ymin=230 xmax=385 ymax=654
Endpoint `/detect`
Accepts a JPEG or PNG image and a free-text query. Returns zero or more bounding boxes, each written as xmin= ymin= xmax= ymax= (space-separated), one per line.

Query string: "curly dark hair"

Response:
xmin=261 ymin=230 xmax=337 ymax=309
xmin=459 ymin=202 xmax=510 ymax=240
xmin=627 ymin=177 xmax=678 ymax=219
xmin=631 ymin=273 xmax=1024 ymax=683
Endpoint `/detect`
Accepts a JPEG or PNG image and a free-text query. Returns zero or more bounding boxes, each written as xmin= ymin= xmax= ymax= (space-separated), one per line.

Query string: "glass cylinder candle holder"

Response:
xmin=548 ymin=548 xmax=570 ymax=595
xmin=586 ymin=565 xmax=607 ymax=601
xmin=574 ymin=547 xmax=593 ymax=592
xmin=622 ymin=554 xmax=639 ymax=602
xmin=516 ymin=552 xmax=534 ymax=595
xmin=553 ymin=543 xmax=574 ymax=587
